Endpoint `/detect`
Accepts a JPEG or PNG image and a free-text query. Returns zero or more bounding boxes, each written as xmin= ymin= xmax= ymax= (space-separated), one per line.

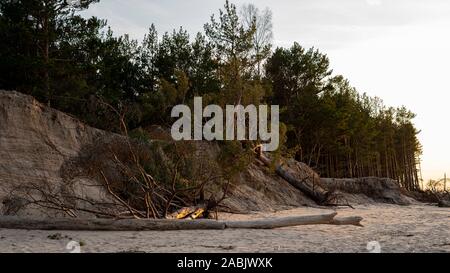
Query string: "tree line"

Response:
xmin=0 ymin=0 xmax=422 ymax=190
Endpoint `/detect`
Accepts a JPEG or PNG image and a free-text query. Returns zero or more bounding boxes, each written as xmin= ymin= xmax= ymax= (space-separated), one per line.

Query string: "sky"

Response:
xmin=82 ymin=0 xmax=450 ymax=182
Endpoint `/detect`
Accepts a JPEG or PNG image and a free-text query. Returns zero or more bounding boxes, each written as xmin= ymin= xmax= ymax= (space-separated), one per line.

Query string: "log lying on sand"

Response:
xmin=0 ymin=212 xmax=363 ymax=231
xmin=330 ymin=216 xmax=364 ymax=227
xmin=225 ymin=212 xmax=337 ymax=229
xmin=0 ymin=216 xmax=226 ymax=231
xmin=257 ymin=151 xmax=329 ymax=204
xmin=0 ymin=216 xmax=227 ymax=231
xmin=226 ymin=213 xmax=363 ymax=229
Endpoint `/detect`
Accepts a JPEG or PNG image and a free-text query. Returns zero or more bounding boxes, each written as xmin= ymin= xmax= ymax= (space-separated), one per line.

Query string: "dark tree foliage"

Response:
xmin=0 ymin=0 xmax=422 ymax=190
xmin=266 ymin=47 xmax=422 ymax=189
xmin=0 ymin=0 xmax=100 ymax=102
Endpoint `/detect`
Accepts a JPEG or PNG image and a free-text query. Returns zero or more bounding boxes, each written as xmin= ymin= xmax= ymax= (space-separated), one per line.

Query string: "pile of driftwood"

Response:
xmin=0 ymin=212 xmax=362 ymax=231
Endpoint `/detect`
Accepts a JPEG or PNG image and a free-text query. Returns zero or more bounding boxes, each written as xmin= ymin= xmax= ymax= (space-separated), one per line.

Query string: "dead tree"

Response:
xmin=256 ymin=147 xmax=328 ymax=203
xmin=0 ymin=212 xmax=363 ymax=231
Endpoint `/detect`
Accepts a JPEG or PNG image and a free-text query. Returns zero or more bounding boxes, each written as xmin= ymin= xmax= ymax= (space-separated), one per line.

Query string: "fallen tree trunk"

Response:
xmin=0 ymin=212 xmax=363 ymax=231
xmin=258 ymin=152 xmax=329 ymax=204
xmin=330 ymin=216 xmax=364 ymax=227
xmin=225 ymin=212 xmax=337 ymax=229
xmin=0 ymin=216 xmax=226 ymax=231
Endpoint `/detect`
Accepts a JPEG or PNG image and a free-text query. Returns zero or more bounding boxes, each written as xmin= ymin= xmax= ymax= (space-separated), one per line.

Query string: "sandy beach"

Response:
xmin=0 ymin=204 xmax=448 ymax=253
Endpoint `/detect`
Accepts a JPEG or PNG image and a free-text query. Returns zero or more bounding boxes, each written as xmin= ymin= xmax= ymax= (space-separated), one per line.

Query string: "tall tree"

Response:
xmin=240 ymin=3 xmax=273 ymax=78
xmin=0 ymin=0 xmax=99 ymax=104
xmin=204 ymin=0 xmax=259 ymax=105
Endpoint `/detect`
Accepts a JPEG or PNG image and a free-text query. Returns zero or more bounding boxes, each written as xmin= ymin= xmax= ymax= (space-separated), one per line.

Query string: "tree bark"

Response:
xmin=225 ymin=212 xmax=337 ymax=229
xmin=0 ymin=216 xmax=226 ymax=231
xmin=330 ymin=216 xmax=364 ymax=227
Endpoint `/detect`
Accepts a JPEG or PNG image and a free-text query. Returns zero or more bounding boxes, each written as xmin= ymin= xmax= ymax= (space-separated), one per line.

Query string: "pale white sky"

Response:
xmin=83 ymin=0 xmax=450 ymax=181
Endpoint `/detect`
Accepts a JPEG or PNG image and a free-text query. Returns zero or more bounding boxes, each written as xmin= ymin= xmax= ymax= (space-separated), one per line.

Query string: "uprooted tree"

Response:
xmin=8 ymin=134 xmax=252 ymax=219
xmin=254 ymin=145 xmax=353 ymax=208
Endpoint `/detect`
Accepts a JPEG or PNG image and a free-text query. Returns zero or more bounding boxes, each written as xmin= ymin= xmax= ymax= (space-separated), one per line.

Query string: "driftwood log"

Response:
xmin=226 ymin=212 xmax=336 ymax=229
xmin=226 ymin=214 xmax=363 ymax=229
xmin=0 ymin=216 xmax=226 ymax=231
xmin=0 ymin=212 xmax=363 ymax=231
xmin=330 ymin=216 xmax=364 ymax=227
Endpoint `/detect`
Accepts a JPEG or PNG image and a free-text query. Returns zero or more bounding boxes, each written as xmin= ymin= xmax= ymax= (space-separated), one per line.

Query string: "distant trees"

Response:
xmin=266 ymin=44 xmax=421 ymax=189
xmin=0 ymin=0 xmax=423 ymax=190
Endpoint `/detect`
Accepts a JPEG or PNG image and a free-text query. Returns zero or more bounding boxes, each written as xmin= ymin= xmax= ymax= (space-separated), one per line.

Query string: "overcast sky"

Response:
xmin=83 ymin=0 xmax=450 ymax=182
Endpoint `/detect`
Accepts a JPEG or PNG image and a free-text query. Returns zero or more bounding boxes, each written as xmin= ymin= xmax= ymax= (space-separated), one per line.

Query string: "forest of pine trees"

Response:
xmin=0 ymin=0 xmax=422 ymax=190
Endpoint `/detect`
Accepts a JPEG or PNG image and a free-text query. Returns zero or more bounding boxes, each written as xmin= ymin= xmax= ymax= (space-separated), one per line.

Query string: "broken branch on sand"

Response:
xmin=0 ymin=212 xmax=363 ymax=231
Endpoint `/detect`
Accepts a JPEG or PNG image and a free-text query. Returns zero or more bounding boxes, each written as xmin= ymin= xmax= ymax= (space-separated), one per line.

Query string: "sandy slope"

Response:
xmin=0 ymin=204 xmax=448 ymax=253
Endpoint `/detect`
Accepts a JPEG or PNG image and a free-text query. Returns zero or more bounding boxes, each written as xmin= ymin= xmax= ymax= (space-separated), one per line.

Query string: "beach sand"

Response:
xmin=0 ymin=204 xmax=448 ymax=253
